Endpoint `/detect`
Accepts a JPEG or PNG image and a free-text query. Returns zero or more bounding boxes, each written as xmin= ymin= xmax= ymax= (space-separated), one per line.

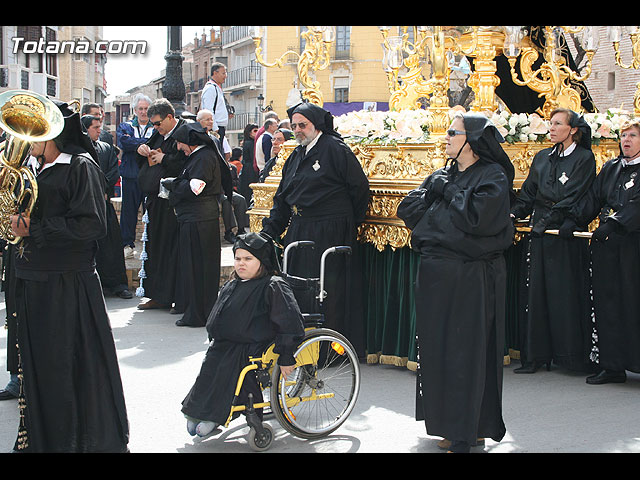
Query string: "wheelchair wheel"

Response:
xmin=270 ymin=328 xmax=360 ymax=440
xmin=247 ymin=423 xmax=274 ymax=452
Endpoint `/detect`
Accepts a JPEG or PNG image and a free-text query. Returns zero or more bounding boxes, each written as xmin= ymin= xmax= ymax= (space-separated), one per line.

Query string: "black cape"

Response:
xmin=13 ymin=153 xmax=129 ymax=452
xmin=93 ymin=139 xmax=129 ymax=292
xmin=136 ymin=119 xmax=188 ymax=305
xmin=397 ymin=160 xmax=512 ymax=444
xmin=574 ymin=156 xmax=640 ymax=372
xmin=511 ymin=144 xmax=596 ymax=371
xmin=239 ymin=138 xmax=258 ymax=205
xmin=170 ymin=144 xmax=222 ymax=327
xmin=181 ymin=275 xmax=304 ymax=424
xmin=261 ymin=132 xmax=369 ymax=356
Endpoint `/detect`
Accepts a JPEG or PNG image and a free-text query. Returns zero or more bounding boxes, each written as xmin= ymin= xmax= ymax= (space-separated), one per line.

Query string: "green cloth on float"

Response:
xmin=359 ymin=242 xmax=523 ymax=364
xmin=361 ymin=243 xmax=420 ymax=362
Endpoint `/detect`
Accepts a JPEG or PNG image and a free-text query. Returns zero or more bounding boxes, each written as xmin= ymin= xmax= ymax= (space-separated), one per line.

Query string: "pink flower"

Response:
xmin=597 ymin=124 xmax=615 ymax=138
xmin=528 ymin=114 xmax=548 ymax=135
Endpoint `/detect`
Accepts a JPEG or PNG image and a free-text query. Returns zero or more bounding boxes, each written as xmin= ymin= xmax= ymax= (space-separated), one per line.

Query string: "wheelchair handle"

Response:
xmin=283 ymin=240 xmax=315 ymax=274
xmin=318 ymin=246 xmax=352 ymax=304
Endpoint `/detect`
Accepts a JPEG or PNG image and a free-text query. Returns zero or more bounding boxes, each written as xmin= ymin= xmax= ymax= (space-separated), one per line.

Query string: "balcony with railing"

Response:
xmin=221 ymin=26 xmax=253 ymax=47
xmin=225 ymin=64 xmax=262 ymax=90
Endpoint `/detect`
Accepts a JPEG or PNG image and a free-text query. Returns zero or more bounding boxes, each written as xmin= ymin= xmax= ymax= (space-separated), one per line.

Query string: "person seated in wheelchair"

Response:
xmin=181 ymin=232 xmax=305 ymax=438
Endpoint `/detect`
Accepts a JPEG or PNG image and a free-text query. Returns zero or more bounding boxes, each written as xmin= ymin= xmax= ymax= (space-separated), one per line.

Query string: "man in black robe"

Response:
xmin=135 ymin=99 xmax=187 ymax=311
xmin=397 ymin=112 xmax=514 ymax=453
xmin=261 ymin=102 xmax=369 ymax=357
xmin=511 ymin=108 xmax=596 ymax=374
xmin=9 ymin=100 xmax=129 ymax=452
xmin=573 ymin=119 xmax=640 ymax=384
xmin=162 ymin=122 xmax=232 ymax=327
xmin=81 ymin=115 xmax=133 ymax=299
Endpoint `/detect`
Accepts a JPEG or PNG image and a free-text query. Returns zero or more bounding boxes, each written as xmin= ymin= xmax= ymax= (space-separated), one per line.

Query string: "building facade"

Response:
xmin=1 ymin=25 xmax=107 ymax=110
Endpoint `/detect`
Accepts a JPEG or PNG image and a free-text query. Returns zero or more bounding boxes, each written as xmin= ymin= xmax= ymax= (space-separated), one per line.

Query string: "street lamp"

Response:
xmin=257 ymin=93 xmax=273 ymax=112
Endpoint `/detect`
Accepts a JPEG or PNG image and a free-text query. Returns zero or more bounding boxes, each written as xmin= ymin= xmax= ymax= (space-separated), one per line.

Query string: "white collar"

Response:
xmin=621 ymin=154 xmax=640 ymax=166
xmin=28 ymin=152 xmax=72 ymax=175
xmin=163 ymin=121 xmax=179 ymax=140
xmin=188 ymin=145 xmax=205 ymax=156
xmin=550 ymin=142 xmax=577 ymax=157
xmin=305 ymin=130 xmax=322 ymax=154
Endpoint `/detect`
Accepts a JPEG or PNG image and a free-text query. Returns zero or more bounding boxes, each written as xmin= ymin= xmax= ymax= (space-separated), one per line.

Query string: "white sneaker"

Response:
xmin=186 ymin=419 xmax=198 ymax=436
xmin=195 ymin=421 xmax=219 ymax=437
xmin=124 ymin=246 xmax=134 ymax=259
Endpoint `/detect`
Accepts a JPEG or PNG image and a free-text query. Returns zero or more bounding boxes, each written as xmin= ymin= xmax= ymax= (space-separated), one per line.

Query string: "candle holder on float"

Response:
xmin=379 ymin=26 xmax=479 ymax=136
xmin=503 ymin=26 xmax=598 ymax=119
xmin=609 ymin=26 xmax=640 ymax=115
xmin=250 ymin=26 xmax=335 ymax=106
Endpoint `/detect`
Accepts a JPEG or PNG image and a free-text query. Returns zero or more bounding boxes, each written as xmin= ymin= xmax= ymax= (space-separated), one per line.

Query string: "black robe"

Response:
xmin=398 ymin=160 xmax=513 ymax=445
xmin=261 ymin=132 xmax=369 ymax=356
xmin=93 ymin=139 xmax=129 ymax=293
xmin=574 ymin=156 xmax=640 ymax=373
xmin=239 ymin=139 xmax=258 ymax=205
xmin=181 ymin=275 xmax=305 ymax=425
xmin=136 ymin=119 xmax=187 ymax=305
xmin=169 ymin=144 xmax=222 ymax=327
xmin=511 ymin=144 xmax=596 ymax=371
xmin=13 ymin=153 xmax=129 ymax=453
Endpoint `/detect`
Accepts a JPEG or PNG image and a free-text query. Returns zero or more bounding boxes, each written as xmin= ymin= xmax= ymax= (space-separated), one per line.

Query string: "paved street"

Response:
xmin=1 ymin=247 xmax=639 ymax=453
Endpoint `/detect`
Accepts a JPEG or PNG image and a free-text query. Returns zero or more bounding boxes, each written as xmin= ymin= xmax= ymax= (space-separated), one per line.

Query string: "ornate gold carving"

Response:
xmin=248 ymin=139 xmax=621 ymax=251
xmin=358 ymin=222 xmax=411 ymax=252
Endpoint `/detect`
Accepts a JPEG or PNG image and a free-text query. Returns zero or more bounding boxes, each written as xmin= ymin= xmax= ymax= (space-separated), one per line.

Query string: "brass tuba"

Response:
xmin=0 ymin=89 xmax=65 ymax=244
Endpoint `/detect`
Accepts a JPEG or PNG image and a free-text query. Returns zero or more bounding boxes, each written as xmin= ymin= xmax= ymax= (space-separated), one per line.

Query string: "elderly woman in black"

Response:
xmin=181 ymin=232 xmax=304 ymax=438
xmin=573 ymin=119 xmax=640 ymax=385
xmin=510 ymin=108 xmax=596 ymax=374
xmin=397 ymin=112 xmax=514 ymax=453
xmin=161 ymin=122 xmax=232 ymax=328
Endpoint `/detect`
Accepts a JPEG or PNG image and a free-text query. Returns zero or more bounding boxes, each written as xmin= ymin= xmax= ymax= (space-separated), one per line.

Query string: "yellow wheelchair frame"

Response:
xmin=219 ymin=241 xmax=361 ymax=451
xmin=222 ymin=323 xmax=360 ymax=451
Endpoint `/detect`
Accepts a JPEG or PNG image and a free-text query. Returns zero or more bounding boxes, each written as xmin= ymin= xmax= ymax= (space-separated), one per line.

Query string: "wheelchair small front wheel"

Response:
xmin=271 ymin=328 xmax=360 ymax=440
xmin=247 ymin=423 xmax=274 ymax=452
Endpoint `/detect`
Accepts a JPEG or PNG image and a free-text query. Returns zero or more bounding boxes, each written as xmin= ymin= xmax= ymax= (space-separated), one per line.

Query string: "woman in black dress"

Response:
xmin=397 ymin=112 xmax=514 ymax=453
xmin=510 ymin=108 xmax=596 ymax=374
xmin=181 ymin=232 xmax=304 ymax=437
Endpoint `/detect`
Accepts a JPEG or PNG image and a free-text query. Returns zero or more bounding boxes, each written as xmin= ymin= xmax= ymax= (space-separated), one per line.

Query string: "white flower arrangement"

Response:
xmin=485 ymin=110 xmax=549 ymax=144
xmin=334 ymin=109 xmax=430 ymax=144
xmin=334 ymin=107 xmax=636 ymax=145
xmin=583 ymin=108 xmax=633 ymax=144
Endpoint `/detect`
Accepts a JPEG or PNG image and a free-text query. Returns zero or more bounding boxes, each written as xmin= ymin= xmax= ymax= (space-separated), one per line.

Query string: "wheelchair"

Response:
xmin=221 ymin=241 xmax=361 ymax=451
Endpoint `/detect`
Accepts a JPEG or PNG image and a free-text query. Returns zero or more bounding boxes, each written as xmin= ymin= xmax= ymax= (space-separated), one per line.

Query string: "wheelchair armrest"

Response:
xmin=302 ymin=313 xmax=324 ymax=328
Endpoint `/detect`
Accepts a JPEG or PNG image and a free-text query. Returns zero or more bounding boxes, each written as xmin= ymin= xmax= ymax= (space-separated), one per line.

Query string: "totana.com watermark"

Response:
xmin=12 ymin=37 xmax=148 ymax=55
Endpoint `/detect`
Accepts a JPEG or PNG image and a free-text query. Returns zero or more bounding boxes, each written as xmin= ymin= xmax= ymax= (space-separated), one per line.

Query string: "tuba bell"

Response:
xmin=0 ymin=89 xmax=65 ymax=245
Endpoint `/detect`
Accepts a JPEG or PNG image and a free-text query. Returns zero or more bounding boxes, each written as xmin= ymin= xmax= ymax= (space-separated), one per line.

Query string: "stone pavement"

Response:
xmin=1 ymin=251 xmax=640 ymax=452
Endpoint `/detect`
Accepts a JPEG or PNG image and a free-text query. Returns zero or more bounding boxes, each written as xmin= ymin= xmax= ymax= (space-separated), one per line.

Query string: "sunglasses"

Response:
xmin=447 ymin=129 xmax=466 ymax=137
xmin=151 ymin=117 xmax=166 ymax=127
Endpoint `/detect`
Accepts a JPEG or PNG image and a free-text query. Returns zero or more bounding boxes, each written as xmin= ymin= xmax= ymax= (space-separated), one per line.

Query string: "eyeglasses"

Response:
xmin=447 ymin=129 xmax=466 ymax=137
xmin=291 ymin=122 xmax=309 ymax=130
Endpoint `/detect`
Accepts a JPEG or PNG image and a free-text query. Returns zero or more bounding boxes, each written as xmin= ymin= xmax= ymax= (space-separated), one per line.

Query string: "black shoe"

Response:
xmin=115 ymin=289 xmax=133 ymax=299
xmin=447 ymin=440 xmax=471 ymax=453
xmin=514 ymin=361 xmax=550 ymax=374
xmin=586 ymin=370 xmax=626 ymax=385
xmin=224 ymin=231 xmax=237 ymax=244
xmin=0 ymin=389 xmax=18 ymax=401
